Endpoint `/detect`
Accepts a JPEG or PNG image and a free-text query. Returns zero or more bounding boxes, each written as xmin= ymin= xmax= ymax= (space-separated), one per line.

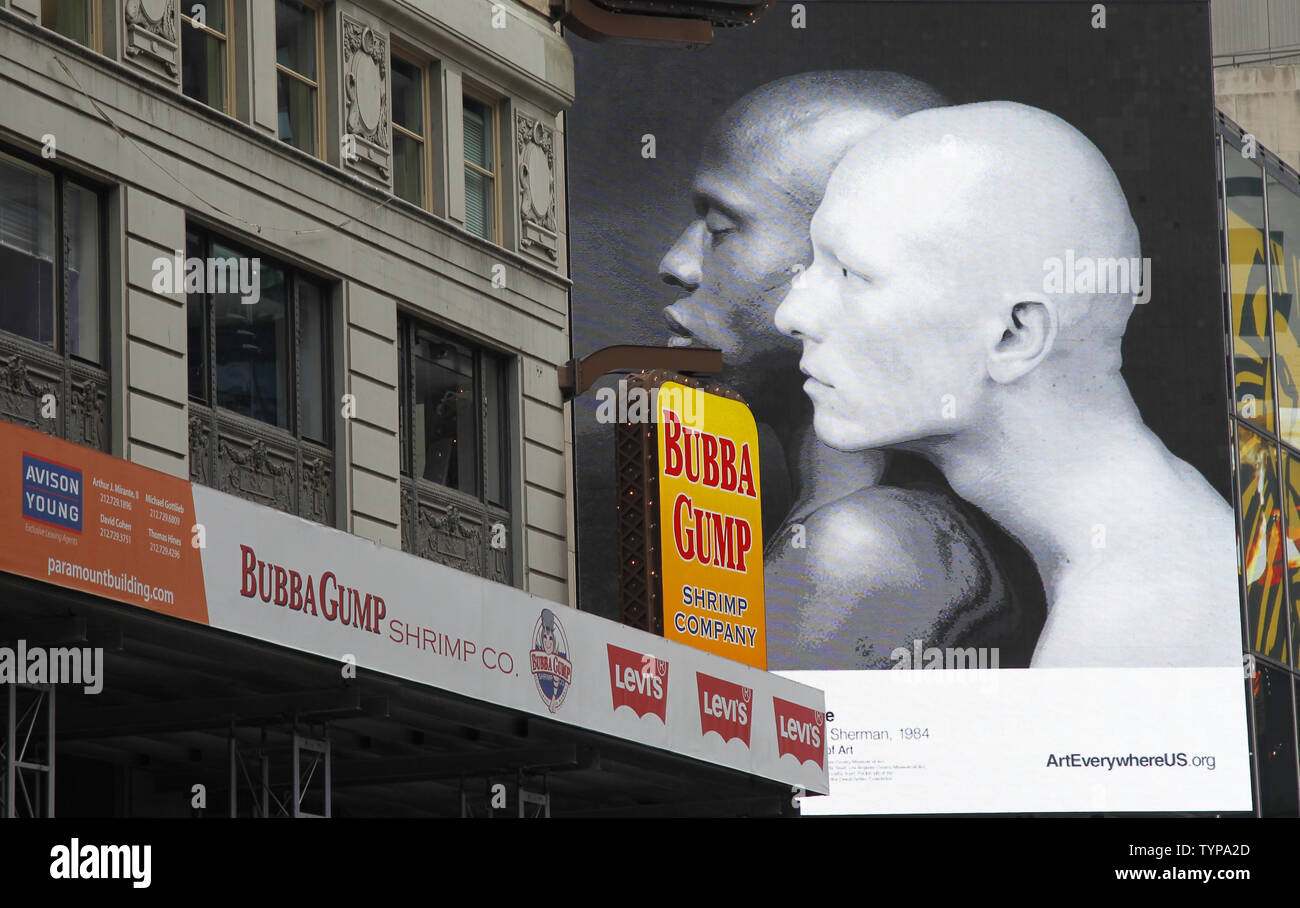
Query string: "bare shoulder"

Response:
xmin=791 ymin=485 xmax=992 ymax=588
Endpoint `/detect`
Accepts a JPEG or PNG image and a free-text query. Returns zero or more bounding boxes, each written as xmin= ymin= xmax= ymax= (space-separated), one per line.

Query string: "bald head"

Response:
xmin=775 ymin=101 xmax=1144 ymax=453
xmin=826 ymin=101 xmax=1141 ymax=350
xmin=706 ymin=71 xmax=950 ymax=212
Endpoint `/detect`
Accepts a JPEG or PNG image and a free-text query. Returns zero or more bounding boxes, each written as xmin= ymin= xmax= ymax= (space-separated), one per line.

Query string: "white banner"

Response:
xmin=193 ymin=485 xmax=829 ymax=794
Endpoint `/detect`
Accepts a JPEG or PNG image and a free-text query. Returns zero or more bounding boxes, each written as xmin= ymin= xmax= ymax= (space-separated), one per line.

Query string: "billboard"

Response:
xmin=0 ymin=421 xmax=827 ymax=793
xmin=566 ymin=1 xmax=1253 ymax=812
xmin=657 ymin=381 xmax=765 ymax=666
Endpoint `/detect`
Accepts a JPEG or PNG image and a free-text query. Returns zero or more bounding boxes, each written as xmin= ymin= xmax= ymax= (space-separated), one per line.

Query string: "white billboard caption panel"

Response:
xmin=779 ymin=668 xmax=1250 ymax=814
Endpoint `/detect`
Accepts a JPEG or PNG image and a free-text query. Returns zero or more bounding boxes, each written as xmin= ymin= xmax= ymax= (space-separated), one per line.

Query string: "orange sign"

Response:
xmin=0 ymin=422 xmax=208 ymax=624
xmin=656 ymin=382 xmax=765 ymax=668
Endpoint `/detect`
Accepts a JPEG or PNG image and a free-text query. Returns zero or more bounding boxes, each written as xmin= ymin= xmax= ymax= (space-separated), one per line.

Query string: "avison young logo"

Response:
xmin=22 ymin=454 xmax=82 ymax=533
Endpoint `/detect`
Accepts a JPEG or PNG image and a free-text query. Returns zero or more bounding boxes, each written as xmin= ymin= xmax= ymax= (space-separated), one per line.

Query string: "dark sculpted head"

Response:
xmin=657 ymin=71 xmax=949 ymax=415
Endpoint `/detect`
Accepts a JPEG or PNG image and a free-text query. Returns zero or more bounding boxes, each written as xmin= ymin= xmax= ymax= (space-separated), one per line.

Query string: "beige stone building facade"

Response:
xmin=0 ymin=0 xmax=575 ymax=601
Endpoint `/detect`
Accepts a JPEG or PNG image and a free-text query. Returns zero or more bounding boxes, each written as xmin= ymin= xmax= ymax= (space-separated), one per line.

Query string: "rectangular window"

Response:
xmin=401 ymin=318 xmax=509 ymax=502
xmin=275 ymin=0 xmax=321 ymax=156
xmin=0 ymin=146 xmax=106 ymax=449
xmin=0 ymin=153 xmax=56 ymax=347
xmin=399 ymin=316 xmax=512 ymax=580
xmin=391 ymin=53 xmax=427 ymax=207
xmin=187 ymin=230 xmax=330 ymax=444
xmin=42 ymin=0 xmax=97 ymax=49
xmin=0 ymin=151 xmax=102 ymax=363
xmin=181 ymin=0 xmax=232 ymax=113
xmin=463 ymin=92 xmax=497 ymax=241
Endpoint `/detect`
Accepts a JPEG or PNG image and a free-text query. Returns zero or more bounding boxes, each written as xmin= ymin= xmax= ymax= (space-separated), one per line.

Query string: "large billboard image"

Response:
xmin=566 ymin=0 xmax=1253 ymax=812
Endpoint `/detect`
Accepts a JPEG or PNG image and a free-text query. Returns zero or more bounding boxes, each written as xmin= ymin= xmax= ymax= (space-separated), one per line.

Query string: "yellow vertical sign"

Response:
xmin=656 ymin=382 xmax=766 ymax=668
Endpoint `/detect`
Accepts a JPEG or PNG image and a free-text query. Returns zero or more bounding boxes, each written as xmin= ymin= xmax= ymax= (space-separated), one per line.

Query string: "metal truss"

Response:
xmin=1 ymin=684 xmax=55 ymax=818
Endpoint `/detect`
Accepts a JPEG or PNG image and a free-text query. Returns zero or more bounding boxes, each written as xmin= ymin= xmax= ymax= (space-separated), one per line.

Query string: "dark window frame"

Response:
xmin=0 ymin=143 xmax=109 ymax=451
xmin=397 ymin=315 xmax=508 ymax=508
xmin=461 ymin=86 xmax=500 ymax=243
xmin=186 ymin=227 xmax=333 ymax=449
xmin=180 ymin=0 xmax=236 ymax=115
xmin=274 ymin=0 xmax=325 ymax=158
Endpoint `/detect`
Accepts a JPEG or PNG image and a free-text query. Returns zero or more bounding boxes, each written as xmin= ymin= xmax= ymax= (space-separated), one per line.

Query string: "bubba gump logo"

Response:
xmin=530 ymin=608 xmax=573 ymax=713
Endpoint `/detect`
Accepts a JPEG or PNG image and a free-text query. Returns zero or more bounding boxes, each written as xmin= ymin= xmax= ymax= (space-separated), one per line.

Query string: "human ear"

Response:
xmin=987 ymin=298 xmax=1057 ymax=384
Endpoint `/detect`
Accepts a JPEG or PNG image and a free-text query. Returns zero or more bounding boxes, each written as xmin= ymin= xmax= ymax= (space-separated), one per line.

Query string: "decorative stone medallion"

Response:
xmin=124 ymin=0 xmax=180 ymax=85
xmin=341 ymin=13 xmax=391 ymax=188
xmin=516 ymin=110 xmax=558 ymax=262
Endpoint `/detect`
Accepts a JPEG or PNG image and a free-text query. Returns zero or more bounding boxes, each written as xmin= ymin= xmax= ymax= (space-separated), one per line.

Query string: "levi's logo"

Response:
xmin=607 ymin=644 xmax=669 ymax=722
xmin=773 ymin=697 xmax=825 ymax=768
xmin=696 ymin=671 xmax=752 ymax=746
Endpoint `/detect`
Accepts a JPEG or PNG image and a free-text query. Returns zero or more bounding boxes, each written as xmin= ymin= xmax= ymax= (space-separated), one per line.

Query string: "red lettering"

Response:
xmin=663 ymin=411 xmax=683 ymax=477
xmin=737 ymin=444 xmax=756 ymax=498
xmin=303 ymin=573 xmax=317 ymax=614
xmin=273 ymin=566 xmax=288 ymax=606
xmin=735 ymin=518 xmax=752 ymax=573
xmin=289 ymin=570 xmax=303 ymax=611
xmin=320 ymin=572 xmax=337 ymax=620
xmin=372 ymin=597 xmax=386 ymax=633
xmin=693 ymin=504 xmax=712 ymax=565
xmin=720 ymin=437 xmax=737 ymax=492
xmin=684 ymin=429 xmax=701 ymax=483
xmin=701 ymin=433 xmax=719 ymax=488
xmin=673 ymin=493 xmax=694 ymax=561
xmin=239 ymin=545 xmax=257 ymax=597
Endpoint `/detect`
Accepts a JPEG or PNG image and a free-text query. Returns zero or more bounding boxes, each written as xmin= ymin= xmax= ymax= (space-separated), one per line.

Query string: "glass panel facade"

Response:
xmin=1226 ymin=150 xmax=1274 ymax=432
xmin=391 ymin=56 xmax=424 ymax=206
xmin=0 ymin=154 xmax=55 ymax=347
xmin=1238 ymin=424 xmax=1289 ymax=663
xmin=215 ymin=256 xmax=290 ymax=429
xmin=464 ymin=96 xmax=494 ymax=240
xmin=1253 ymin=664 xmax=1299 ymax=817
xmin=42 ymin=0 xmax=91 ymax=47
xmin=298 ymin=280 xmax=328 ymax=443
xmin=275 ymin=0 xmax=317 ymax=80
xmin=182 ymin=5 xmax=228 ymax=112
xmin=276 ymin=0 xmax=318 ymax=155
xmin=277 ymin=73 xmax=317 ymax=155
xmin=413 ymin=327 xmax=478 ymax=496
xmin=65 ymin=182 xmax=100 ymax=363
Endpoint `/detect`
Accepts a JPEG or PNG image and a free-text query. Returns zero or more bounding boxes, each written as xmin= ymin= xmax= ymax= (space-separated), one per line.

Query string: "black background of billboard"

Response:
xmin=567 ymin=1 xmax=1226 ymax=621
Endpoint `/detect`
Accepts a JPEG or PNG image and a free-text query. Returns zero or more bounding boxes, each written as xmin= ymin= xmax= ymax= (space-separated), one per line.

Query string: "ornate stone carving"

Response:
xmin=414 ymin=501 xmax=479 ymax=575
xmin=216 ymin=434 xmax=295 ymax=515
xmin=515 ymin=111 xmax=558 ymax=262
xmin=401 ymin=480 xmax=512 ymax=585
xmin=66 ymin=375 xmax=107 ymax=452
xmin=124 ymin=0 xmax=180 ymax=85
xmin=0 ymin=352 xmax=57 ymax=433
xmin=301 ymin=451 xmax=333 ymax=526
xmin=188 ymin=414 xmax=211 ymax=486
xmin=340 ymin=14 xmax=391 ymax=188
